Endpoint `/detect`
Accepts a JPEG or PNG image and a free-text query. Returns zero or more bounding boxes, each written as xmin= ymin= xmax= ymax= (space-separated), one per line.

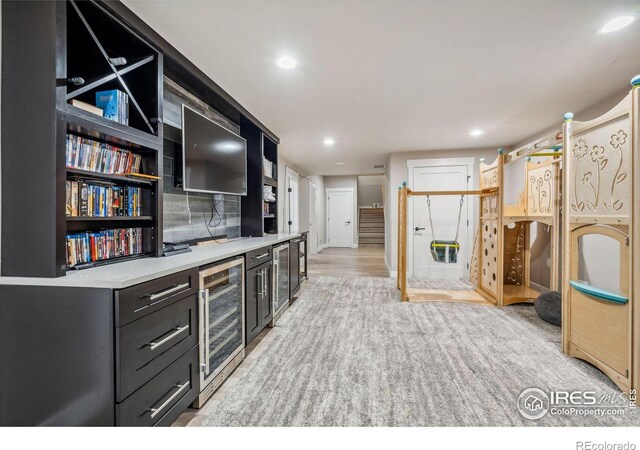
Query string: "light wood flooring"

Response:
xmin=307 ymin=246 xmax=388 ymax=278
xmin=174 ymin=246 xmax=387 ymax=426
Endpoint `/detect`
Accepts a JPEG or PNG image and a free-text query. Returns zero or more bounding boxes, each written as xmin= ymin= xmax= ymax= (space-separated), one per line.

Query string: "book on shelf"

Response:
xmin=70 ymin=99 xmax=104 ymax=117
xmin=66 ymin=227 xmax=143 ymax=268
xmin=95 ymin=89 xmax=129 ymax=125
xmin=66 ymin=134 xmax=142 ymax=175
xmin=66 ymin=180 xmax=142 ymax=217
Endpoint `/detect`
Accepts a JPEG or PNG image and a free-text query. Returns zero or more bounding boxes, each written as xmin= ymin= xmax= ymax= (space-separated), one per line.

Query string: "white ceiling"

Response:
xmin=123 ymin=0 xmax=640 ymax=176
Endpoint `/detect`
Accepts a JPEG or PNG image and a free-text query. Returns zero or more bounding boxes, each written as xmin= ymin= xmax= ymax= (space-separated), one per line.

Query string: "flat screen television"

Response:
xmin=181 ymin=104 xmax=247 ymax=195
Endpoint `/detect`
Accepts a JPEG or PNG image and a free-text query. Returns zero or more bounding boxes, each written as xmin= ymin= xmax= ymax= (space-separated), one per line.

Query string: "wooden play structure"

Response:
xmin=397 ymin=182 xmax=500 ymax=304
xmin=561 ymin=76 xmax=639 ymax=392
xmin=398 ymin=141 xmax=563 ymax=307
xmin=493 ymin=135 xmax=563 ymax=305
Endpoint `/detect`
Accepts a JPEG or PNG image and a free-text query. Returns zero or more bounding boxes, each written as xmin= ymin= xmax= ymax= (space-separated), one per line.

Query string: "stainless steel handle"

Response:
xmin=255 ymin=253 xmax=269 ymax=260
xmin=148 ymin=382 xmax=190 ymax=419
xmin=257 ymin=270 xmax=263 ymax=297
xmin=262 ymin=268 xmax=267 ymax=298
xmin=149 ymin=282 xmax=190 ymax=301
xmin=199 ymin=289 xmax=206 ymax=373
xmin=204 ymin=288 xmax=210 ymax=374
xmin=147 ymin=325 xmax=189 ymax=351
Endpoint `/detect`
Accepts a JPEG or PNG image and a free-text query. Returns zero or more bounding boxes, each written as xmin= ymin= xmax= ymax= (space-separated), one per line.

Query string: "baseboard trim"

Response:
xmin=317 ymin=243 xmax=328 ymax=252
xmin=351 ymin=243 xmax=359 ymax=248
xmin=385 ymin=255 xmax=395 ymax=278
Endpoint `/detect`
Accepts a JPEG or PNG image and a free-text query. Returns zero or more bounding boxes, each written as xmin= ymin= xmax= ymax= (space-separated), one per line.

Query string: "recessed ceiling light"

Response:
xmin=479 ymin=158 xmax=486 ymax=162
xmin=470 ymin=129 xmax=484 ymax=137
xmin=323 ymin=137 xmax=335 ymax=146
xmin=276 ymin=56 xmax=297 ymax=69
xmin=336 ymin=162 xmax=344 ymax=165
xmin=599 ymin=16 xmax=636 ymax=34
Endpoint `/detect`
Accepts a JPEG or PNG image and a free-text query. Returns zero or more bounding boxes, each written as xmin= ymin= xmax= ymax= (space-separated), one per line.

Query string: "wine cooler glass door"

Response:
xmin=199 ymin=258 xmax=244 ymax=387
xmin=273 ymin=244 xmax=289 ymax=315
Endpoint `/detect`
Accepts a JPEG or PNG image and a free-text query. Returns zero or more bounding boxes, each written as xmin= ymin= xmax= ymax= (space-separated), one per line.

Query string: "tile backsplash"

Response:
xmin=162 ymin=150 xmax=242 ymax=244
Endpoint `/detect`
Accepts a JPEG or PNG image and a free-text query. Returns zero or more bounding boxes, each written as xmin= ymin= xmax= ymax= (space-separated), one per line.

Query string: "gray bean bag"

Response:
xmin=534 ymin=291 xmax=562 ymax=326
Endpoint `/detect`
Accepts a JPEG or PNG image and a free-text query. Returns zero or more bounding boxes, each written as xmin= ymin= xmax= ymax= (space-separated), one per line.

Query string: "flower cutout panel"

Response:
xmin=569 ymin=116 xmax=630 ymax=218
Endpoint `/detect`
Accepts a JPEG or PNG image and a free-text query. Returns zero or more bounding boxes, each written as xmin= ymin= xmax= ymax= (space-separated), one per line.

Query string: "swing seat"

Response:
xmin=430 ymin=240 xmax=460 ymax=264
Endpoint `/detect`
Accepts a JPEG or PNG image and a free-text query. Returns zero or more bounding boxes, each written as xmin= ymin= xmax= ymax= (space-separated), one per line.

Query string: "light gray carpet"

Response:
xmin=203 ymin=276 xmax=639 ymax=426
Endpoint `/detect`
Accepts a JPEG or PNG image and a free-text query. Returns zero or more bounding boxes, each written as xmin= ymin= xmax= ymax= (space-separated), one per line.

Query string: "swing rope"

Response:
xmin=425 ymin=195 xmax=465 ymax=263
xmin=426 ymin=195 xmax=465 ymax=242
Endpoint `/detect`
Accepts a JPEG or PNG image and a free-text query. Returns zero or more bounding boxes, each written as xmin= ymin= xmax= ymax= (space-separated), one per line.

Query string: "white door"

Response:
xmin=412 ymin=165 xmax=469 ymax=279
xmin=327 ymin=189 xmax=353 ymax=248
xmin=309 ymin=182 xmax=318 ymax=254
xmin=285 ymin=168 xmax=299 ymax=233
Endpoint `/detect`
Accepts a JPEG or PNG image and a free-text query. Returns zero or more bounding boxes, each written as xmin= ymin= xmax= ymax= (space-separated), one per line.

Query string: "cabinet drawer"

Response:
xmin=117 ymin=345 xmax=199 ymax=426
xmin=245 ymin=246 xmax=271 ymax=270
xmin=117 ymin=295 xmax=198 ymax=401
xmin=116 ymin=268 xmax=198 ymax=326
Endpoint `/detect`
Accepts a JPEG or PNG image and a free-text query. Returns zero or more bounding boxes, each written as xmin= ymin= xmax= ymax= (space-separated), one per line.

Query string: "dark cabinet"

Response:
xmin=245 ymin=260 xmax=272 ymax=344
xmin=289 ymin=238 xmax=300 ymax=297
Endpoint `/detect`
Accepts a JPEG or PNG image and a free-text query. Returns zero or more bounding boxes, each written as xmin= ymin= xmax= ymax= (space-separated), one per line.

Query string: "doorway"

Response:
xmin=309 ymin=181 xmax=318 ymax=254
xmin=326 ymin=188 xmax=354 ymax=248
xmin=408 ymin=158 xmax=474 ymax=280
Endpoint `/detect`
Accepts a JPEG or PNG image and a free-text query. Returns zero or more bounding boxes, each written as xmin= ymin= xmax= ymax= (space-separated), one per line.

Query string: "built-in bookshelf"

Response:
xmin=1 ymin=0 xmax=163 ymax=276
xmin=2 ymin=0 xmax=280 ymax=277
xmin=262 ymin=135 xmax=278 ymax=235
xmin=62 ymin=1 xmax=162 ymax=270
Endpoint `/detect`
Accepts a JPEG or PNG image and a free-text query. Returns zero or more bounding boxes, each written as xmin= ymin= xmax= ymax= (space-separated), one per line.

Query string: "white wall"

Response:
xmin=324 ymin=175 xmax=359 ymax=246
xmin=357 ymin=175 xmax=383 ymax=207
xmin=385 ymin=148 xmax=497 ymax=275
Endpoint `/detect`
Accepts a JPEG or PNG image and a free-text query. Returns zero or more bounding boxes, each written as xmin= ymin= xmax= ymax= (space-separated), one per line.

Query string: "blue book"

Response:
xmin=95 ymin=90 xmax=128 ymax=124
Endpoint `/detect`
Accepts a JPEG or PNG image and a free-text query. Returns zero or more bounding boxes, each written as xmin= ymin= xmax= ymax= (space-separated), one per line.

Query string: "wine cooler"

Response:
xmin=194 ymin=257 xmax=245 ymax=408
xmin=270 ymin=243 xmax=290 ymax=326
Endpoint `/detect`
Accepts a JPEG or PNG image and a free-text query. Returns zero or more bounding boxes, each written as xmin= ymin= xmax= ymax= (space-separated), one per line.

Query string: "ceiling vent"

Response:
xmin=373 ymin=164 xmax=385 ymax=169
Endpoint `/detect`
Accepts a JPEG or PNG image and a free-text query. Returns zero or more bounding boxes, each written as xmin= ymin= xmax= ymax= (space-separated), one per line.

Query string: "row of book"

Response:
xmin=66 ymin=134 xmax=142 ymax=175
xmin=263 ymin=202 xmax=273 ymax=217
xmin=96 ymin=89 xmax=129 ymax=125
xmin=66 ymin=180 xmax=143 ymax=217
xmin=66 ymin=228 xmax=143 ymax=268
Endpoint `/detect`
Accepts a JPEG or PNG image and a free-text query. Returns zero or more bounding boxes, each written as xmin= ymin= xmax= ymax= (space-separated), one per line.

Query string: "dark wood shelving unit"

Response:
xmin=1 ymin=0 xmax=163 ymax=277
xmin=240 ymin=131 xmax=279 ymax=237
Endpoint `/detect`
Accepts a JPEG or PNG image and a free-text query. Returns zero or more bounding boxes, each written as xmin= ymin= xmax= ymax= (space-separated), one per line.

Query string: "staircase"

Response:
xmin=358 ymin=207 xmax=384 ymax=247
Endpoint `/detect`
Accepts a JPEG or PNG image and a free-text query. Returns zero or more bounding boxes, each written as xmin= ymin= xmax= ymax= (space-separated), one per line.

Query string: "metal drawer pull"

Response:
xmin=148 ymin=382 xmax=190 ymax=419
xmin=254 ymin=253 xmax=269 ymax=260
xmin=147 ymin=325 xmax=190 ymax=351
xmin=149 ymin=283 xmax=190 ymax=301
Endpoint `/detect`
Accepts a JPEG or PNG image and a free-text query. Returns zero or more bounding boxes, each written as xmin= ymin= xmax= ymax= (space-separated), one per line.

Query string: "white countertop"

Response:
xmin=0 ymin=234 xmax=299 ymax=289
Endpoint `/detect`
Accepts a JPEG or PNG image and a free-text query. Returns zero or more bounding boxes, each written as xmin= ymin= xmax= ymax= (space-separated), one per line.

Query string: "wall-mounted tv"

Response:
xmin=182 ymin=104 xmax=247 ymax=195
